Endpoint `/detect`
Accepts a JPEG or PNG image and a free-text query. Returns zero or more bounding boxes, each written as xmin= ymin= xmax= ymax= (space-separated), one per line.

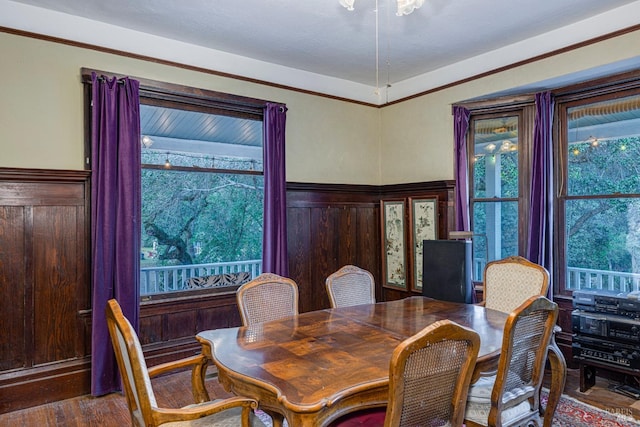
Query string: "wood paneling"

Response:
xmin=286 ymin=181 xmax=456 ymax=310
xmin=33 ymin=205 xmax=83 ymax=364
xmin=0 ymin=168 xmax=90 ymax=414
xmin=286 ymin=183 xmax=382 ymax=313
xmin=1 ymin=171 xmax=457 ymax=414
xmin=0 ymin=206 xmax=26 ymax=371
xmin=554 ymin=296 xmax=575 ymax=364
xmin=138 ymin=291 xmax=242 ymax=367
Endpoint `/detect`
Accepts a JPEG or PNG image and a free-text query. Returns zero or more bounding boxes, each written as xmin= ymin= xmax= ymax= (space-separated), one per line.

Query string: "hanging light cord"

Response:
xmin=374 ymin=0 xmax=380 ymax=96
xmin=385 ymin=0 xmax=391 ymax=103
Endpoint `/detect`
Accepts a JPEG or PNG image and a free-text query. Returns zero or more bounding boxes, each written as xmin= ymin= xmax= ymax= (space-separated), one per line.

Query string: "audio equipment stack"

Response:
xmin=572 ymin=289 xmax=640 ymax=395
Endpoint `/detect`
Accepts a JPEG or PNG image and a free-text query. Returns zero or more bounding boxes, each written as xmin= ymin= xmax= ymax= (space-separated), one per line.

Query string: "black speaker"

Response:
xmin=422 ymin=239 xmax=473 ymax=304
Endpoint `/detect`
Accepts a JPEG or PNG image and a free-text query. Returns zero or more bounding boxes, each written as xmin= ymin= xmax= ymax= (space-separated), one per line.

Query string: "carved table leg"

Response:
xmin=542 ymin=336 xmax=567 ymax=427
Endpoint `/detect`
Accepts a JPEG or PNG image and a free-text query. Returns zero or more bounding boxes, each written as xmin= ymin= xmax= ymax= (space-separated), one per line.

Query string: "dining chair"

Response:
xmin=330 ymin=319 xmax=481 ymax=427
xmin=325 ymin=265 xmax=376 ymax=308
xmin=106 ymin=299 xmax=262 ymax=427
xmin=236 ymin=273 xmax=299 ymax=326
xmin=464 ymin=295 xmax=559 ymax=427
xmin=480 ymin=256 xmax=549 ymax=314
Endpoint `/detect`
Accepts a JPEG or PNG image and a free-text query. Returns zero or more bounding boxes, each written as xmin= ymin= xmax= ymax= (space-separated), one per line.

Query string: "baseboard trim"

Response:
xmin=0 ymin=358 xmax=91 ymax=414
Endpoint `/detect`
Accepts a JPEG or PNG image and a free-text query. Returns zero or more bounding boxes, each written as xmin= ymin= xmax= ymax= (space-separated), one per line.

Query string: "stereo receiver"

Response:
xmin=573 ymin=289 xmax=640 ymax=320
xmin=572 ymin=310 xmax=640 ymax=343
xmin=572 ymin=335 xmax=640 ymax=370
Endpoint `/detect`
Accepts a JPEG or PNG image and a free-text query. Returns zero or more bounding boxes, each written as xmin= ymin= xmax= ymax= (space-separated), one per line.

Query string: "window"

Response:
xmin=468 ymin=109 xmax=531 ymax=280
xmin=461 ymin=70 xmax=640 ymax=296
xmin=557 ymin=91 xmax=640 ymax=294
xmin=138 ymin=94 xmax=266 ymax=297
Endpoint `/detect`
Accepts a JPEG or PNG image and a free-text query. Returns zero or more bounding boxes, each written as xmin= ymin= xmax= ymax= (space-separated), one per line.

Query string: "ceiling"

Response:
xmin=140 ymin=104 xmax=264 ymax=158
xmin=3 ymin=0 xmax=640 ymax=104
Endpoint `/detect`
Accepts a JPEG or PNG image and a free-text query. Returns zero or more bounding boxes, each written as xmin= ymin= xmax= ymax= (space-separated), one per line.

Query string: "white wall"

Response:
xmin=380 ymin=29 xmax=640 ymax=184
xmin=2 ymin=29 xmax=640 ymax=185
xmin=0 ymin=32 xmax=381 ymax=184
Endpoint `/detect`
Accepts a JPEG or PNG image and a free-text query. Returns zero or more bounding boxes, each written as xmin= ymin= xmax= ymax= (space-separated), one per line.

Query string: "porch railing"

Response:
xmin=141 ymin=259 xmax=640 ymax=296
xmin=140 ymin=260 xmax=262 ymax=295
xmin=566 ymin=267 xmax=640 ymax=293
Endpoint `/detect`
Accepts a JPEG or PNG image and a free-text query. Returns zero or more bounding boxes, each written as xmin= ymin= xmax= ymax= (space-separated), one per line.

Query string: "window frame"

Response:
xmin=457 ymin=69 xmax=640 ymax=297
xmin=464 ymin=99 xmax=535 ymax=280
xmin=554 ymin=74 xmax=640 ymax=296
xmin=82 ymin=68 xmax=271 ymax=302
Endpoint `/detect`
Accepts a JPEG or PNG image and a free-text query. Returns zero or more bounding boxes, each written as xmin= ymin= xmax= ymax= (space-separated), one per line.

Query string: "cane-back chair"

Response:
xmin=331 ymin=320 xmax=481 ymax=427
xmin=105 ymin=299 xmax=262 ymax=427
xmin=464 ymin=296 xmax=559 ymax=427
xmin=236 ymin=273 xmax=299 ymax=326
xmin=325 ymin=265 xmax=376 ymax=308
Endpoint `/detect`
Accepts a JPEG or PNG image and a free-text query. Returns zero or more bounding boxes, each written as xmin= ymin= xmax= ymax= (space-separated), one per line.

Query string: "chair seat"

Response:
xmin=330 ymin=407 xmax=453 ymax=427
xmin=161 ymin=404 xmax=262 ymax=427
xmin=132 ymin=396 xmax=264 ymax=427
xmin=465 ymin=400 xmax=531 ymax=426
xmin=329 ymin=408 xmax=386 ymax=426
xmin=465 ymin=376 xmax=531 ymax=425
xmin=464 ymin=350 xmax=541 ymax=425
xmin=466 ymin=373 xmax=535 ymax=404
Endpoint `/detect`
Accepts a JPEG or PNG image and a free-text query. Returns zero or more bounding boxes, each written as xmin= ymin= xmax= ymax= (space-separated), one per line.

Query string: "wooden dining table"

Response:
xmin=197 ymin=296 xmax=566 ymax=427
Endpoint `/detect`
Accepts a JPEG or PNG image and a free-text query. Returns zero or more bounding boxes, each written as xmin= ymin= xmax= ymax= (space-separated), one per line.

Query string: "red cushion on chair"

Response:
xmin=329 ymin=408 xmax=386 ymax=426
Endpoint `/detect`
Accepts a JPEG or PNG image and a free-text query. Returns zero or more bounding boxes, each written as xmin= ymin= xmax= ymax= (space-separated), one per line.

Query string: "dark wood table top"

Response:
xmin=197 ymin=296 xmax=509 ymax=427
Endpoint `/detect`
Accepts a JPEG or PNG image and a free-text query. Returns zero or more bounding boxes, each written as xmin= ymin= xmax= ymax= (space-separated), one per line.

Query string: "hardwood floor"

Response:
xmin=0 ymin=369 xmax=233 ymax=426
xmin=550 ymin=365 xmax=640 ymax=422
xmin=1 ymin=365 xmax=639 ymax=425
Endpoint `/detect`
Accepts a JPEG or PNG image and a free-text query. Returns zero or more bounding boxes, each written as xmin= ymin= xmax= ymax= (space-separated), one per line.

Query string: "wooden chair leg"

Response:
xmin=542 ymin=336 xmax=567 ymax=427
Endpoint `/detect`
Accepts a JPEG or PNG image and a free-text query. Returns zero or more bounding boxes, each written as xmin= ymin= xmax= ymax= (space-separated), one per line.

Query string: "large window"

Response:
xmin=557 ymin=91 xmax=640 ymax=294
xmin=462 ymin=71 xmax=640 ymax=295
xmin=468 ymin=110 xmax=531 ymax=280
xmin=138 ymin=97 xmax=265 ymax=297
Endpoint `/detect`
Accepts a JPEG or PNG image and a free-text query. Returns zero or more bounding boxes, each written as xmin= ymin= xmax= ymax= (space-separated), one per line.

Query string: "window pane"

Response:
xmin=141 ymin=169 xmax=263 ymax=294
xmin=139 ymin=104 xmax=264 ymax=296
xmin=567 ymin=95 xmax=640 ymax=196
xmin=473 ymin=116 xmax=519 ymax=198
xmin=565 ymin=198 xmax=640 ymax=292
xmin=471 ymin=200 xmax=518 ymax=280
xmin=140 ymin=105 xmax=263 ymax=171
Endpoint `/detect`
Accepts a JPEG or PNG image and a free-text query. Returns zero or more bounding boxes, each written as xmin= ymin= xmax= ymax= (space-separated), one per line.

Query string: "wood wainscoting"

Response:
xmin=286 ymin=181 xmax=457 ymax=310
xmin=138 ymin=290 xmax=243 ymax=366
xmin=0 ymin=169 xmax=472 ymax=414
xmin=286 ymin=182 xmax=382 ymax=313
xmin=0 ymin=168 xmax=91 ymax=413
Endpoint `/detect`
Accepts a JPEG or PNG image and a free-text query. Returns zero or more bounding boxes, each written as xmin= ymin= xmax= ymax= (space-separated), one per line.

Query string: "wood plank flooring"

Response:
xmin=551 ymin=366 xmax=640 ymax=422
xmin=1 ymin=366 xmax=639 ymax=425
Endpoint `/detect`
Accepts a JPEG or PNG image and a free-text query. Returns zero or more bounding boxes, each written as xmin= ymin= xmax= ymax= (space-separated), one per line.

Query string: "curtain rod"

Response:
xmin=93 ymin=75 xmax=127 ymax=84
xmin=80 ymin=67 xmax=276 ymax=107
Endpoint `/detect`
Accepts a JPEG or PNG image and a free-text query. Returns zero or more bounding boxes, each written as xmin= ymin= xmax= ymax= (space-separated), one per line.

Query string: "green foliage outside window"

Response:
xmin=566 ymin=136 xmax=640 ymax=274
xmin=140 ymin=151 xmax=263 ymax=269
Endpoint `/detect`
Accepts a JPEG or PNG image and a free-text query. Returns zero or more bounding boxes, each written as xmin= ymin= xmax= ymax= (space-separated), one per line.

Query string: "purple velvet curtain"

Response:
xmin=262 ymin=102 xmax=289 ymax=276
xmin=453 ymin=106 xmax=471 ymax=231
xmin=527 ymin=91 xmax=554 ymax=293
xmin=90 ymin=73 xmax=141 ymax=396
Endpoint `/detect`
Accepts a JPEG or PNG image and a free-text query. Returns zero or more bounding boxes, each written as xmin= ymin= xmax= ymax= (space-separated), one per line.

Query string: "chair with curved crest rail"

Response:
xmin=325 ymin=265 xmax=376 ymax=308
xmin=480 ymin=256 xmax=549 ymax=314
xmin=105 ymin=298 xmax=263 ymax=427
xmin=330 ymin=320 xmax=481 ymax=427
xmin=236 ymin=273 xmax=299 ymax=326
xmin=478 ymin=256 xmax=564 ymax=426
xmin=464 ymin=295 xmax=559 ymax=427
